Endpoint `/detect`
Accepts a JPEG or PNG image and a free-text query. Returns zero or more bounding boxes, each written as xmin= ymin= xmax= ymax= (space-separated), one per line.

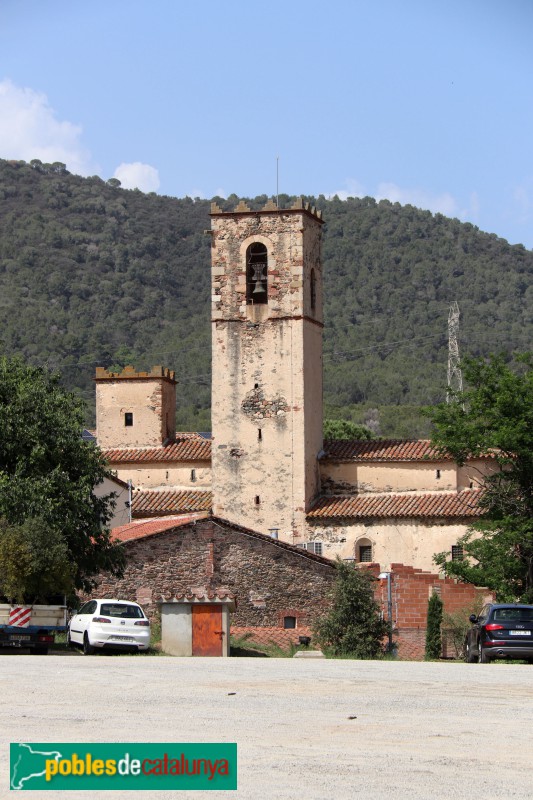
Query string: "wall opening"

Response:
xmin=451 ymin=544 xmax=464 ymax=561
xmin=124 ymin=412 xmax=133 ymax=427
xmin=356 ymin=538 xmax=373 ymax=563
xmin=246 ymin=243 xmax=268 ymax=305
xmin=310 ymin=268 xmax=316 ymax=310
xmin=283 ymin=616 xmax=296 ymax=629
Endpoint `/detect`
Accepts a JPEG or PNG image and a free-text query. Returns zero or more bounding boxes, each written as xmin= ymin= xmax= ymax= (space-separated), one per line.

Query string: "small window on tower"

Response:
xmin=283 ymin=616 xmax=296 ymax=629
xmin=258 ymin=429 xmax=262 ymax=441
xmin=191 ymin=469 xmax=196 ymax=482
xmin=246 ymin=243 xmax=268 ymax=305
xmin=436 ymin=469 xmax=441 ymax=479
xmin=254 ymin=495 xmax=260 ymax=506
xmin=124 ymin=412 xmax=133 ymax=427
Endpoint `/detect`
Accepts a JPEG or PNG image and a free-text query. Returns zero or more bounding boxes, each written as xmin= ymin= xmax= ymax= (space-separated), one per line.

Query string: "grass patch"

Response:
xmin=230 ymin=633 xmax=303 ymax=658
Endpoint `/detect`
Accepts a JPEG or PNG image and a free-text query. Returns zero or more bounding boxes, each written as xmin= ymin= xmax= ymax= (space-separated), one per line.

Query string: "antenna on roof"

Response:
xmin=447 ymin=300 xmax=464 ymax=405
xmin=276 ymin=155 xmax=279 ymax=208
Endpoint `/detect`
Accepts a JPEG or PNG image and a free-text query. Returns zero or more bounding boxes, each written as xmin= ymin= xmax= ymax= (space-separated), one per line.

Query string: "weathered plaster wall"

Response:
xmin=306 ymin=518 xmax=472 ymax=571
xmin=112 ymin=462 xmax=210 ymax=490
xmin=95 ymin=367 xmax=176 ymax=449
xmin=210 ymin=204 xmax=323 ymax=542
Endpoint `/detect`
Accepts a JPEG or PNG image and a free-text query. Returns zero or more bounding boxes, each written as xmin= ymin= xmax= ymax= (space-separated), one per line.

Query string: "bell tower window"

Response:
xmin=246 ymin=243 xmax=268 ymax=305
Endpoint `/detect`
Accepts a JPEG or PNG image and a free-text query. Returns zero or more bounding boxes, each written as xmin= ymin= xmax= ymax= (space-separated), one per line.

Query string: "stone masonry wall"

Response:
xmin=95 ymin=519 xmax=336 ymax=629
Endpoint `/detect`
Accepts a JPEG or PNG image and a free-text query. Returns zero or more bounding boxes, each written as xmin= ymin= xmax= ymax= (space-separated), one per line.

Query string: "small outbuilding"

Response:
xmin=160 ymin=590 xmax=235 ymax=657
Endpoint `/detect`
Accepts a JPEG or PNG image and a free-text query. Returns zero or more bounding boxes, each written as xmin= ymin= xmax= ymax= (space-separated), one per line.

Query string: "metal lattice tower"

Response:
xmin=447 ymin=301 xmax=464 ymax=401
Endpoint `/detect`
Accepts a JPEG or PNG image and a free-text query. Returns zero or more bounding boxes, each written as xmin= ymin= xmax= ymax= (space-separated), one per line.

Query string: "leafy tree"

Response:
xmin=0 ymin=517 xmax=73 ymax=602
xmin=314 ymin=560 xmax=388 ymax=658
xmin=425 ymin=591 xmax=443 ymax=660
xmin=428 ymin=354 xmax=533 ymax=601
xmin=323 ymin=418 xmax=373 ymax=440
xmin=0 ymin=355 xmax=125 ymax=594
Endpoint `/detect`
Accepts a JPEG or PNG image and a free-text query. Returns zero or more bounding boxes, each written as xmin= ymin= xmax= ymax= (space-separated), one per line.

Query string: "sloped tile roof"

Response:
xmin=102 ymin=436 xmax=211 ymax=464
xmin=323 ymin=439 xmax=447 ymax=462
xmin=113 ymin=514 xmax=335 ymax=568
xmin=307 ymin=489 xmax=483 ymax=520
xmin=132 ymin=488 xmax=212 ymax=517
xmin=113 ymin=515 xmax=206 ymax=542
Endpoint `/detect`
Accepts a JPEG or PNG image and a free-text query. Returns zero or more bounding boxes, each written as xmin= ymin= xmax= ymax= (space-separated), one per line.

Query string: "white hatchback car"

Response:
xmin=68 ymin=599 xmax=151 ymax=654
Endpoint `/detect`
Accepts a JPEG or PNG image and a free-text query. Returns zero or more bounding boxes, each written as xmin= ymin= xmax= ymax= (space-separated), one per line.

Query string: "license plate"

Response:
xmin=9 ymin=634 xmax=31 ymax=642
xmin=111 ymin=635 xmax=135 ymax=642
xmin=510 ymin=630 xmax=531 ymax=636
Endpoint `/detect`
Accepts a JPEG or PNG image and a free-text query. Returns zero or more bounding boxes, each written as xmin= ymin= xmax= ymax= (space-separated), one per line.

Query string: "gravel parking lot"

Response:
xmin=2 ymin=654 xmax=532 ymax=799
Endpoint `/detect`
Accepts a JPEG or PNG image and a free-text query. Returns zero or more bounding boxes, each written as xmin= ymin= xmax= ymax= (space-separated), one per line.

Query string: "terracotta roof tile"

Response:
xmin=323 ymin=439 xmax=446 ymax=462
xmin=131 ymin=488 xmax=212 ymax=517
xmin=307 ymin=490 xmax=483 ymax=520
xmin=102 ymin=436 xmax=211 ymax=464
xmin=169 ymin=589 xmax=235 ymax=602
xmin=113 ymin=515 xmax=205 ymax=542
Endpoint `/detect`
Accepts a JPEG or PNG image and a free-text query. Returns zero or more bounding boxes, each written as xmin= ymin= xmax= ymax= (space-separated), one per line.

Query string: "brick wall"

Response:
xmin=370 ymin=563 xmax=491 ymax=660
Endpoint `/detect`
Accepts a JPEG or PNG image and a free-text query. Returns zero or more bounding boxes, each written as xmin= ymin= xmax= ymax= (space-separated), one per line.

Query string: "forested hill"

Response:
xmin=0 ymin=158 xmax=531 ymax=436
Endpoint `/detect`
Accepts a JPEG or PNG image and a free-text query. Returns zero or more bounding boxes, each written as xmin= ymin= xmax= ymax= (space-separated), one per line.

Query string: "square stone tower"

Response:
xmin=95 ymin=365 xmax=177 ymax=449
xmin=210 ymin=198 xmax=324 ymax=542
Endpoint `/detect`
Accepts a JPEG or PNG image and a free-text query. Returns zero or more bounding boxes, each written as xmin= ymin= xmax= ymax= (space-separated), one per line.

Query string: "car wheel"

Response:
xmin=465 ymin=639 xmax=477 ymax=663
xmin=478 ymin=642 xmax=490 ymax=663
xmin=83 ymin=633 xmax=95 ymax=655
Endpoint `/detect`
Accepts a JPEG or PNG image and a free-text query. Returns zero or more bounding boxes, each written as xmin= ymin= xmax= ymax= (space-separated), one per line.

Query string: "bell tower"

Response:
xmin=210 ymin=198 xmax=324 ymax=542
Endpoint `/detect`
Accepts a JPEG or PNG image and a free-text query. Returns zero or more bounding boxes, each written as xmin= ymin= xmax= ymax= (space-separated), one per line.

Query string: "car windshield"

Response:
xmin=493 ymin=608 xmax=533 ymax=622
xmin=99 ymin=603 xmax=144 ymax=619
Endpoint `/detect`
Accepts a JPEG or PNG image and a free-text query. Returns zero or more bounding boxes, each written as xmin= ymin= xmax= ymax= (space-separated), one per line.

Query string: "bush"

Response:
xmin=313 ymin=560 xmax=388 ymax=658
xmin=425 ymin=591 xmax=443 ymax=660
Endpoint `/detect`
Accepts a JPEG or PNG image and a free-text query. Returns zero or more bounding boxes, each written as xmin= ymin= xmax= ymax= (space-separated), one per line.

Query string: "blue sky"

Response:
xmin=1 ymin=0 xmax=532 ymax=248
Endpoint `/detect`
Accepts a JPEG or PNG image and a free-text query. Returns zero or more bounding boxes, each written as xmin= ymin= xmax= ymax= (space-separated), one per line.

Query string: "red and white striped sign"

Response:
xmin=9 ymin=607 xmax=32 ymax=627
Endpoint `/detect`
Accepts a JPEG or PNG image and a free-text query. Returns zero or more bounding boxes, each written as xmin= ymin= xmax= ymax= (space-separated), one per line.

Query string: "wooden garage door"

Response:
xmin=191 ymin=605 xmax=223 ymax=656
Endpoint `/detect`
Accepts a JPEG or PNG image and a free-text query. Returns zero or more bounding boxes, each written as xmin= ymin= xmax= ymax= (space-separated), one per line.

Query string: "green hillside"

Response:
xmin=0 ymin=159 xmax=531 ymax=436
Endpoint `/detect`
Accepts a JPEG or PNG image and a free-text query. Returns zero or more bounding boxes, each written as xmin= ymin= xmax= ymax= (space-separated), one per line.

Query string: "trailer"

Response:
xmin=0 ymin=603 xmax=68 ymax=654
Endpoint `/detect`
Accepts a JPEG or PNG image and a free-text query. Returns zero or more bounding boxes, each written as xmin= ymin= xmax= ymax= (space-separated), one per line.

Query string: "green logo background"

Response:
xmin=10 ymin=742 xmax=237 ymax=791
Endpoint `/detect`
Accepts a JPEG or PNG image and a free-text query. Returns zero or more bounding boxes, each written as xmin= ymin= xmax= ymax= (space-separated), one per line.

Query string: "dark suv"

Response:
xmin=466 ymin=603 xmax=533 ymax=663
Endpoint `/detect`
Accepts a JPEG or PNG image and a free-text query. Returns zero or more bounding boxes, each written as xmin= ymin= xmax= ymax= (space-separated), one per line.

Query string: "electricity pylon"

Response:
xmin=447 ymin=301 xmax=464 ymax=402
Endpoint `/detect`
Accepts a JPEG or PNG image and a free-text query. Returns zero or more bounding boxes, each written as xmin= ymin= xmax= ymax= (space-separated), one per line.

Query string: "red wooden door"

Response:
xmin=191 ymin=605 xmax=223 ymax=656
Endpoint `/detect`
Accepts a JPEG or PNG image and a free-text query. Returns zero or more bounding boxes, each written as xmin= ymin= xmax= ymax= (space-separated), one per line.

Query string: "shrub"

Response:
xmin=313 ymin=560 xmax=388 ymax=658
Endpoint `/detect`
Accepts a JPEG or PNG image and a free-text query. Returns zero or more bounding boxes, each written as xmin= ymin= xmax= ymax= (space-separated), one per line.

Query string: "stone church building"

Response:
xmin=92 ymin=199 xmax=492 ymax=657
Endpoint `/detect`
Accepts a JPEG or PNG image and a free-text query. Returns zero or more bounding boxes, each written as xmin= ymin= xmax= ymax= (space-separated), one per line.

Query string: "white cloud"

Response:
xmin=0 ymin=78 xmax=93 ymax=175
xmin=113 ymin=162 xmax=160 ymax=192
xmin=326 ymin=178 xmax=366 ymax=201
xmin=376 ymin=182 xmax=459 ymax=217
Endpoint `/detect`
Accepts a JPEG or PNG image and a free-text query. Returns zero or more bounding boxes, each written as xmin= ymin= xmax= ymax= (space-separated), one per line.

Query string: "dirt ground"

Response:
xmin=2 ymin=654 xmax=532 ymax=799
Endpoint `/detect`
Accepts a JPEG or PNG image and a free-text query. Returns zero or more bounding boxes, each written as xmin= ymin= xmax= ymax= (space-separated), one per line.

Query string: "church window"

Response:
xmin=258 ymin=428 xmax=262 ymax=441
xmin=254 ymin=495 xmax=260 ymax=505
xmin=451 ymin=544 xmax=464 ymax=561
xmin=356 ymin=538 xmax=373 ymax=563
xmin=246 ymin=243 xmax=268 ymax=305
xmin=191 ymin=469 xmax=196 ymax=482
xmin=124 ymin=412 xmax=133 ymax=427
xmin=436 ymin=469 xmax=441 ymax=479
